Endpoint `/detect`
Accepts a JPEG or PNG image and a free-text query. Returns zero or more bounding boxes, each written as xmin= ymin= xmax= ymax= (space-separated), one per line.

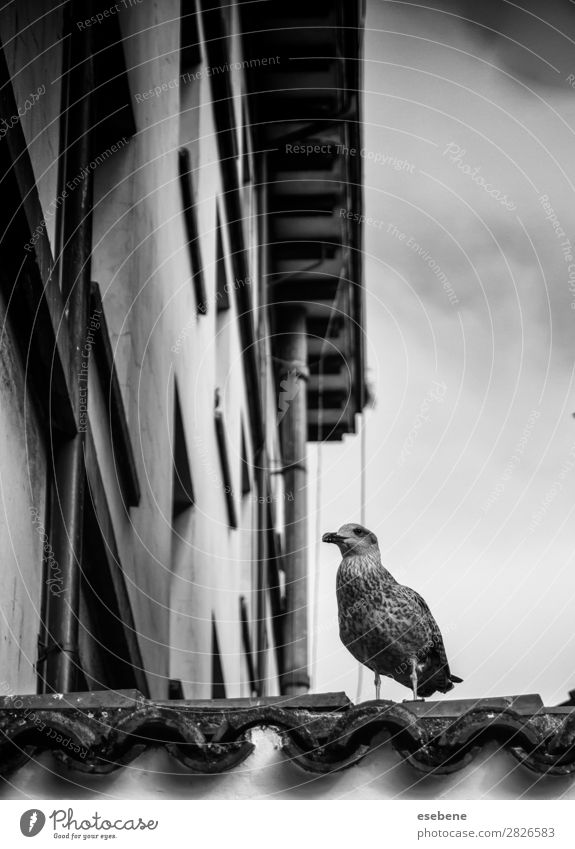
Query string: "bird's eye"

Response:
xmin=354 ymin=528 xmax=364 ymax=536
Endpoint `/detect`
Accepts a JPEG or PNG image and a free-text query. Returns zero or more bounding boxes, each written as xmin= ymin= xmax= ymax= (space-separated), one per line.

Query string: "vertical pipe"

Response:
xmin=43 ymin=0 xmax=95 ymax=693
xmin=254 ymin=152 xmax=268 ymax=696
xmin=355 ymin=411 xmax=367 ymax=703
xmin=255 ymin=461 xmax=267 ymax=696
xmin=277 ymin=307 xmax=310 ymax=696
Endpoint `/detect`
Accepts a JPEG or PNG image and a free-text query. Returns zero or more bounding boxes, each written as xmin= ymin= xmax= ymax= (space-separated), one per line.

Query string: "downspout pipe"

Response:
xmin=43 ymin=0 xmax=95 ymax=693
xmin=255 ymin=457 xmax=268 ymax=695
xmin=255 ymin=153 xmax=269 ymax=696
xmin=276 ymin=307 xmax=310 ymax=696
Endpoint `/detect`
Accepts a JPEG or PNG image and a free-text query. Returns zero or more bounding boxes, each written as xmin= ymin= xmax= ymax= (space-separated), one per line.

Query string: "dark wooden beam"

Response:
xmin=0 ymin=38 xmax=75 ymax=435
xmin=214 ymin=406 xmax=238 ymax=529
xmin=239 ymin=596 xmax=257 ymax=697
xmin=90 ymin=281 xmax=141 ymax=508
xmin=84 ymin=425 xmax=150 ymax=697
xmin=91 ymin=1 xmax=136 ymax=153
xmin=172 ymin=381 xmax=195 ymax=515
xmin=178 ymin=147 xmax=208 ymax=313
xmin=211 ymin=615 xmax=227 ymax=699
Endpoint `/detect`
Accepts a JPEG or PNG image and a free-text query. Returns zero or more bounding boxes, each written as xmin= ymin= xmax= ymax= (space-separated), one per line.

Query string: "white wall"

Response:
xmin=0 ymin=0 xmax=282 ymax=701
xmin=0 ymin=290 xmax=47 ymax=695
xmin=0 ymin=0 xmax=63 ymax=255
xmin=0 ymin=729 xmax=572 ymax=800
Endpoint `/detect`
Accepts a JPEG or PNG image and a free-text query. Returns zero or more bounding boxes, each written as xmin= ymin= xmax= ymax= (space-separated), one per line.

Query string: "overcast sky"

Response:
xmin=309 ymin=0 xmax=575 ymax=705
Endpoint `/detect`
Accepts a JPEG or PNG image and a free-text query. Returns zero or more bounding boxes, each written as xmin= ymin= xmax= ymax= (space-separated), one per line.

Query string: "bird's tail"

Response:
xmin=450 ymin=674 xmax=463 ymax=683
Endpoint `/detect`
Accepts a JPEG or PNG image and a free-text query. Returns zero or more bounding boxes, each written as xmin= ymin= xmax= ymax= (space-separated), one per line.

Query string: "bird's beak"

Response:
xmin=322 ymin=532 xmax=343 ymax=544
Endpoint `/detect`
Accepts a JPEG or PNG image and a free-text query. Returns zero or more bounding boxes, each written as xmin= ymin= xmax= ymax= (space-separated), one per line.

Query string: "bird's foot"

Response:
xmin=402 ymin=697 xmax=425 ymax=703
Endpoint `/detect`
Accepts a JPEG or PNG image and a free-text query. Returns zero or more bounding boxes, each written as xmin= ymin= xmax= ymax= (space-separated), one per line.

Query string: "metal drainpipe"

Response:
xmin=255 ymin=454 xmax=268 ymax=695
xmin=43 ymin=0 xmax=95 ymax=694
xmin=277 ymin=306 xmax=310 ymax=696
xmin=255 ymin=152 xmax=268 ymax=696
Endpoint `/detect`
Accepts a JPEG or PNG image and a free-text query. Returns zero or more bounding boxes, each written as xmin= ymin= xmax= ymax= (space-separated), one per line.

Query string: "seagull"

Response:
xmin=322 ymin=523 xmax=463 ymax=701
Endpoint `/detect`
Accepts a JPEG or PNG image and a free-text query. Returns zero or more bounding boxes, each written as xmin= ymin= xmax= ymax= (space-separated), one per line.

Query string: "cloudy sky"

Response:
xmin=310 ymin=0 xmax=575 ymax=705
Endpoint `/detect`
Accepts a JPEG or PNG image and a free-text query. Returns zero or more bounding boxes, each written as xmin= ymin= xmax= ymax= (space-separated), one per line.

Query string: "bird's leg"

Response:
xmin=410 ymin=657 xmax=418 ymax=701
xmin=374 ymin=671 xmax=381 ymax=701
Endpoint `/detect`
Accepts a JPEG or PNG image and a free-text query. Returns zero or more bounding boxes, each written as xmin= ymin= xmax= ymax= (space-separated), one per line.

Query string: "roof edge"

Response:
xmin=0 ymin=690 xmax=574 ymax=778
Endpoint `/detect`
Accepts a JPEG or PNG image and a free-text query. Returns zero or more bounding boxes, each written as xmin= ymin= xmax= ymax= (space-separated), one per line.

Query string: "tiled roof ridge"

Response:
xmin=0 ymin=690 xmax=574 ymax=777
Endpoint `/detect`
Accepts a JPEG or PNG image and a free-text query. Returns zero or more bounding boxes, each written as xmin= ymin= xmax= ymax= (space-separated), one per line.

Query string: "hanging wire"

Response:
xmin=311 ymin=439 xmax=323 ymax=690
xmin=355 ymin=407 xmax=367 ymax=703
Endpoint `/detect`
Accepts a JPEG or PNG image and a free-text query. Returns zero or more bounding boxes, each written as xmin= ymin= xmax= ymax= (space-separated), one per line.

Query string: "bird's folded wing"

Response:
xmin=402 ymin=586 xmax=451 ymax=671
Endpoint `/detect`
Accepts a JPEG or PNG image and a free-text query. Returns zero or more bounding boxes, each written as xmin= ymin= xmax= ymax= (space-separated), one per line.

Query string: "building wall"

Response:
xmin=0 ymin=0 xmax=63 ymax=254
xmin=0 ymin=287 xmax=47 ymax=695
xmin=0 ymin=0 xmax=61 ymax=696
xmin=0 ymin=0 xmax=282 ymax=700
